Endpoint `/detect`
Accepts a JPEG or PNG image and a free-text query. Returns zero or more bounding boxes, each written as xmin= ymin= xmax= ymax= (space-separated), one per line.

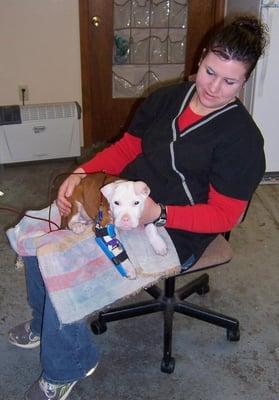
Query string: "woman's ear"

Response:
xmin=188 ymin=73 xmax=197 ymax=82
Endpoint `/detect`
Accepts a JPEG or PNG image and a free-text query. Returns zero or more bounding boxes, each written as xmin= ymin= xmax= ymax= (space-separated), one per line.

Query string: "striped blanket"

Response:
xmin=6 ymin=204 xmax=180 ymax=324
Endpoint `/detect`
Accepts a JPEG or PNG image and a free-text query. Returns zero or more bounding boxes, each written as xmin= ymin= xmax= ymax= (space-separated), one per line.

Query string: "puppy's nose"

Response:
xmin=121 ymin=214 xmax=130 ymax=222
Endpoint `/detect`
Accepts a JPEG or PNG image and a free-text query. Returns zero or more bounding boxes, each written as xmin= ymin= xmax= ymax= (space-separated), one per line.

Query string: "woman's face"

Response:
xmin=195 ymin=51 xmax=247 ymax=112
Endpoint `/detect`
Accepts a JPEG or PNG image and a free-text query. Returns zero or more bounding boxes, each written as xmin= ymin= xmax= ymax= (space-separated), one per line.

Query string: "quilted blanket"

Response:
xmin=6 ymin=203 xmax=180 ymax=324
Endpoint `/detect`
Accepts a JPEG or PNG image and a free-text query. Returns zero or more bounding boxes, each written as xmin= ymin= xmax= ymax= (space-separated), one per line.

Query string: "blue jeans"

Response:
xmin=23 ymin=256 xmax=99 ymax=384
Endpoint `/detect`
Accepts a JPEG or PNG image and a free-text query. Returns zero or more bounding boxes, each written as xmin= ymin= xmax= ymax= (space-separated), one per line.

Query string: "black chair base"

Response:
xmin=91 ymin=273 xmax=240 ymax=373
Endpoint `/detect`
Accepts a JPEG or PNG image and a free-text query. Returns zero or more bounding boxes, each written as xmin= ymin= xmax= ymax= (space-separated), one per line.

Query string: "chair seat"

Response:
xmin=185 ymin=234 xmax=233 ymax=273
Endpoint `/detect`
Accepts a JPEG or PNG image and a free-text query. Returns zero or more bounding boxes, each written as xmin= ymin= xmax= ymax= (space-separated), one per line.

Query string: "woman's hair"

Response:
xmin=204 ymin=16 xmax=269 ymax=79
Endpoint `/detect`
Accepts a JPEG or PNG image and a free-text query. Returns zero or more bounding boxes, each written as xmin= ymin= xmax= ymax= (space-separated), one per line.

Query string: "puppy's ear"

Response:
xmin=100 ymin=182 xmax=116 ymax=201
xmin=134 ymin=181 xmax=150 ymax=197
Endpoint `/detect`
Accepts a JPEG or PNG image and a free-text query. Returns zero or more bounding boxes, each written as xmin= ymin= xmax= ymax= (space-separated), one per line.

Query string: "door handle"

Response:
xmin=92 ymin=15 xmax=101 ymax=27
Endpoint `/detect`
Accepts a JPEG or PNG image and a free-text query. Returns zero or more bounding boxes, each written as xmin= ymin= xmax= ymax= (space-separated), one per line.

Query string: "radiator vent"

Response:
xmin=0 ymin=101 xmax=81 ymax=164
xmin=20 ymin=102 xmax=79 ymax=122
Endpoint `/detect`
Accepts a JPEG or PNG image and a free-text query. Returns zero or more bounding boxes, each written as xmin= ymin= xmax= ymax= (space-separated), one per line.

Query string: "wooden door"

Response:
xmin=79 ymin=0 xmax=225 ymax=146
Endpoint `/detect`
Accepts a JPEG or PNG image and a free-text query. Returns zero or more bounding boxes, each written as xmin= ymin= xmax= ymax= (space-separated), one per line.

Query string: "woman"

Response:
xmin=9 ymin=16 xmax=268 ymax=400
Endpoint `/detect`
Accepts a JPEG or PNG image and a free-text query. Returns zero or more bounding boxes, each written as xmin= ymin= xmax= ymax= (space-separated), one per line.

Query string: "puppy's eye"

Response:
xmin=134 ymin=201 xmax=140 ymax=206
xmin=114 ymin=201 xmax=120 ymax=206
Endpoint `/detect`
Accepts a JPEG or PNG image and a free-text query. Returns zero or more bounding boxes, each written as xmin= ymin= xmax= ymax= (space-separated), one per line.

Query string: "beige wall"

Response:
xmin=0 ymin=0 xmax=82 ymax=110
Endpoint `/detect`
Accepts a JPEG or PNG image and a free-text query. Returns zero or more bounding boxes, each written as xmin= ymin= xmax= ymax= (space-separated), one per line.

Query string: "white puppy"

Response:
xmin=101 ymin=180 xmax=167 ymax=256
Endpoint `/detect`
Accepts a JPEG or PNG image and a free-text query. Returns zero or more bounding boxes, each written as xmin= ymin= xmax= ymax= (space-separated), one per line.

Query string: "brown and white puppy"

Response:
xmin=61 ymin=172 xmax=167 ymax=256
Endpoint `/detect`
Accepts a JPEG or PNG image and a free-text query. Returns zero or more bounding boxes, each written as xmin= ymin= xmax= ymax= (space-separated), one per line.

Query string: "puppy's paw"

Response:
xmin=126 ymin=268 xmax=137 ymax=280
xmin=70 ymin=222 xmax=87 ymax=234
xmin=145 ymin=223 xmax=168 ymax=256
xmin=151 ymin=236 xmax=168 ymax=256
xmin=122 ymin=260 xmax=137 ymax=279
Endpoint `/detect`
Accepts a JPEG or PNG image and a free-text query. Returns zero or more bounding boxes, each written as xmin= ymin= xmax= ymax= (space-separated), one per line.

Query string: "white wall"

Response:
xmin=0 ymin=0 xmax=82 ymax=110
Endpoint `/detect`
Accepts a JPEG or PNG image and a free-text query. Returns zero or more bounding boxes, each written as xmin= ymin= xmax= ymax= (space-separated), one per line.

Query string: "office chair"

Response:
xmin=91 ymin=232 xmax=240 ymax=374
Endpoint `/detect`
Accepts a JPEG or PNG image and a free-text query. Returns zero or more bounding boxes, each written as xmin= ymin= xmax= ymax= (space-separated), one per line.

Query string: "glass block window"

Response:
xmin=113 ymin=0 xmax=188 ymax=98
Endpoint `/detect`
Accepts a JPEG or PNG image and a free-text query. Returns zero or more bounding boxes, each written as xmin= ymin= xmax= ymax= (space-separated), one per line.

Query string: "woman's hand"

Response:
xmin=139 ymin=196 xmax=161 ymax=225
xmin=56 ymin=167 xmax=86 ymax=216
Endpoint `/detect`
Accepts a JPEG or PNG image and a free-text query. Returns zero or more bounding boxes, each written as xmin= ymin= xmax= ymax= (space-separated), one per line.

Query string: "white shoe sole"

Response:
xmin=8 ymin=335 xmax=40 ymax=349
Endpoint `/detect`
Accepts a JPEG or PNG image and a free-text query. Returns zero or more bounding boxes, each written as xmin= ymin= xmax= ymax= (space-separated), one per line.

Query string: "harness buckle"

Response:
xmin=95 ymin=223 xmax=131 ymax=278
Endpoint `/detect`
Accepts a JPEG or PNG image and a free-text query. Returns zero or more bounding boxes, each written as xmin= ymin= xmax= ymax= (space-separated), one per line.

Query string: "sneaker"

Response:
xmin=25 ymin=378 xmax=77 ymax=400
xmin=8 ymin=321 xmax=40 ymax=349
xmin=24 ymin=364 xmax=98 ymax=400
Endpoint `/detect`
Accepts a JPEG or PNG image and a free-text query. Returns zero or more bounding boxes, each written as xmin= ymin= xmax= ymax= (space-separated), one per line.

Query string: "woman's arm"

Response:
xmin=81 ymin=132 xmax=142 ymax=175
xmin=165 ymin=185 xmax=248 ymax=233
xmin=141 ymin=185 xmax=247 ymax=233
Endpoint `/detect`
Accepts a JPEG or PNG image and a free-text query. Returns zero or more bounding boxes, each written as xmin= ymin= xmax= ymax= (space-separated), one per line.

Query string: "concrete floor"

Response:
xmin=0 ymin=159 xmax=279 ymax=400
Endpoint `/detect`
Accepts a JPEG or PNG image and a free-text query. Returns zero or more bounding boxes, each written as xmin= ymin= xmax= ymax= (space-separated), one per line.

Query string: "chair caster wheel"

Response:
xmin=227 ymin=327 xmax=240 ymax=341
xmin=91 ymin=320 xmax=107 ymax=335
xmin=161 ymin=357 xmax=175 ymax=374
xmin=196 ymin=284 xmax=210 ymax=295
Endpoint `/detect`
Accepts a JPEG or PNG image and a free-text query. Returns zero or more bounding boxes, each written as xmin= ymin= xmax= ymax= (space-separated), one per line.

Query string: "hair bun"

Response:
xmin=232 ymin=15 xmax=269 ymax=57
xmin=232 ymin=16 xmax=268 ymax=42
xmin=206 ymin=14 xmax=269 ymax=78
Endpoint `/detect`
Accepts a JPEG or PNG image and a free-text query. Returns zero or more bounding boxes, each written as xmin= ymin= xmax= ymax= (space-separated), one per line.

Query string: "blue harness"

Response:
xmin=94 ymin=206 xmax=131 ymax=277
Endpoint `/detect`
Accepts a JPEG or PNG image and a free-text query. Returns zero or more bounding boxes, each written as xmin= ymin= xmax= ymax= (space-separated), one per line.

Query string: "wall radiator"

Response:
xmin=0 ymin=102 xmax=81 ymax=164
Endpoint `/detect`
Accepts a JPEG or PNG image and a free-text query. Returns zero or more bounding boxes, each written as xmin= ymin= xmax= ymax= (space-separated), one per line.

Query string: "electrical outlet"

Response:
xmin=18 ymin=85 xmax=29 ymax=102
